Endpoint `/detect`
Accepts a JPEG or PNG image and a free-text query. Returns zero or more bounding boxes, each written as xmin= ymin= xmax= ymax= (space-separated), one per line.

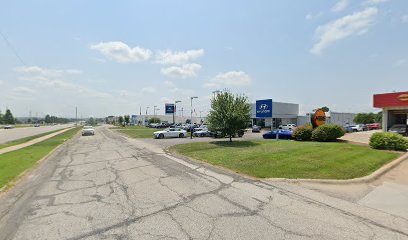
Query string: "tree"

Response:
xmin=0 ymin=111 xmax=3 ymax=124
xmin=321 ymin=106 xmax=330 ymax=112
xmin=44 ymin=114 xmax=51 ymax=123
xmin=148 ymin=117 xmax=161 ymax=124
xmin=118 ymin=116 xmax=124 ymax=126
xmin=124 ymin=115 xmax=130 ymax=126
xmin=207 ymin=91 xmax=251 ymax=142
xmin=354 ymin=113 xmax=375 ymax=124
xmin=3 ymin=109 xmax=15 ymax=124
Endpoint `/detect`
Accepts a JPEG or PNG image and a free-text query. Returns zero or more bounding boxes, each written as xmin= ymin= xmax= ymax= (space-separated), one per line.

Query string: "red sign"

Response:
xmin=373 ymin=91 xmax=408 ymax=108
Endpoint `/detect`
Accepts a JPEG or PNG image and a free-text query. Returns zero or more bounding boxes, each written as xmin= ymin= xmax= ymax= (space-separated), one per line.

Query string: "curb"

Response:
xmin=0 ymin=129 xmax=81 ymax=194
xmin=264 ymin=152 xmax=408 ymax=184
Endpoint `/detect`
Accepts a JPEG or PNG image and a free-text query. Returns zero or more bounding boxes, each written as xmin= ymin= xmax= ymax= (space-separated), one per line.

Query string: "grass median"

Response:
xmin=0 ymin=127 xmax=80 ymax=189
xmin=116 ymin=126 xmax=159 ymax=138
xmin=0 ymin=129 xmax=64 ymax=150
xmin=170 ymin=140 xmax=401 ymax=179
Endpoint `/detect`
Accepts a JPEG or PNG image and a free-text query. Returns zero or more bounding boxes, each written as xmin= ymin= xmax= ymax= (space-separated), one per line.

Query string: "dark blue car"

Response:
xmin=262 ymin=130 xmax=293 ymax=140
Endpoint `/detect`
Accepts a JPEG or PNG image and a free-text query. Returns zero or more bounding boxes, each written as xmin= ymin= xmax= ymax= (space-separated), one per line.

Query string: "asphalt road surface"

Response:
xmin=1 ymin=126 xmax=407 ymax=240
xmin=0 ymin=124 xmax=72 ymax=144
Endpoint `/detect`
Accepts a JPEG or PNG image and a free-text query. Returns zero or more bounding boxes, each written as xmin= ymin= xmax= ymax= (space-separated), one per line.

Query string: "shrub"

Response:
xmin=369 ymin=132 xmax=408 ymax=151
xmin=148 ymin=117 xmax=161 ymax=124
xmin=311 ymin=124 xmax=345 ymax=142
xmin=293 ymin=124 xmax=313 ymax=141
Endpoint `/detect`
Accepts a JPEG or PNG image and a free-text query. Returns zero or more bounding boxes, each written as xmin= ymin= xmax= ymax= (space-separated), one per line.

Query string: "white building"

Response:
xmin=251 ymin=101 xmax=299 ymax=129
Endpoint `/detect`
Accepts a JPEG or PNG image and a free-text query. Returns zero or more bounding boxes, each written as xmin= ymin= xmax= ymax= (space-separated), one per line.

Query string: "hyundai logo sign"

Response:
xmin=256 ymin=99 xmax=272 ymax=118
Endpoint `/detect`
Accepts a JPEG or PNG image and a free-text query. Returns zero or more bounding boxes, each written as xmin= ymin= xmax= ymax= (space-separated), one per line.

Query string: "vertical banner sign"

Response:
xmin=165 ymin=104 xmax=175 ymax=114
xmin=311 ymin=109 xmax=326 ymax=128
xmin=131 ymin=115 xmax=137 ymax=124
xmin=256 ymin=99 xmax=273 ymax=118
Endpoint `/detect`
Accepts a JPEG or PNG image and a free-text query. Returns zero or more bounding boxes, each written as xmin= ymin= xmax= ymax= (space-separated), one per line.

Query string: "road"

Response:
xmin=0 ymin=124 xmax=73 ymax=144
xmin=0 ymin=126 xmax=407 ymax=240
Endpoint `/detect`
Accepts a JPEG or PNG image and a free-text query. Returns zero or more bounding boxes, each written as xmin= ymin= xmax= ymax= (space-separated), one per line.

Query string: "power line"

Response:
xmin=0 ymin=29 xmax=28 ymax=66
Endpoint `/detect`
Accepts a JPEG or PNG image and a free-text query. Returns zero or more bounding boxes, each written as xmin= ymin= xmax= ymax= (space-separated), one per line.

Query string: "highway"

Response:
xmin=0 ymin=124 xmax=73 ymax=144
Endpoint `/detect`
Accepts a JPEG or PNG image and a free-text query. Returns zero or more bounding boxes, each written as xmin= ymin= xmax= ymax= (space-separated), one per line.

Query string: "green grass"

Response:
xmin=116 ymin=126 xmax=159 ymax=138
xmin=0 ymin=127 xmax=80 ymax=189
xmin=170 ymin=140 xmax=401 ymax=179
xmin=0 ymin=129 xmax=63 ymax=149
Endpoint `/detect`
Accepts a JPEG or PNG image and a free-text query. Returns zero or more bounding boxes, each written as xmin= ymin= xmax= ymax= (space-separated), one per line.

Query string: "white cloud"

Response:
xmin=141 ymin=87 xmax=157 ymax=93
xmin=15 ymin=66 xmax=81 ymax=77
xmin=402 ymin=15 xmax=408 ymax=23
xmin=363 ymin=0 xmax=389 ymax=5
xmin=160 ymin=97 xmax=173 ymax=103
xmin=0 ymin=80 xmax=3 ymax=85
xmin=310 ymin=7 xmax=378 ymax=55
xmin=205 ymin=71 xmax=252 ymax=88
xmin=155 ymin=49 xmax=204 ymax=65
xmin=12 ymin=86 xmax=36 ymax=95
xmin=305 ymin=12 xmax=323 ymax=21
xmin=160 ymin=63 xmax=201 ymax=78
xmin=19 ymin=76 xmax=112 ymax=99
xmin=163 ymin=80 xmax=175 ymax=87
xmin=332 ymin=0 xmax=349 ymax=12
xmin=90 ymin=41 xmax=151 ymax=63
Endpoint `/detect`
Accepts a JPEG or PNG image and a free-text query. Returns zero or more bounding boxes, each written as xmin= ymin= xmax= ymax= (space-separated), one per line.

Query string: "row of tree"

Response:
xmin=353 ymin=112 xmax=382 ymax=124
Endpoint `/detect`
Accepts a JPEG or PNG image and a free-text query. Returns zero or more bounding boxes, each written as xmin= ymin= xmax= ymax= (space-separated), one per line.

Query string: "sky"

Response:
xmin=0 ymin=0 xmax=407 ymax=118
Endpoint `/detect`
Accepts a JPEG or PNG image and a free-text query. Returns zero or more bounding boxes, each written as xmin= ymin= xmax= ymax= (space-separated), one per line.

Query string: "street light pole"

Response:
xmin=190 ymin=96 xmax=198 ymax=139
xmin=174 ymin=100 xmax=181 ymax=125
xmin=153 ymin=106 xmax=157 ymax=116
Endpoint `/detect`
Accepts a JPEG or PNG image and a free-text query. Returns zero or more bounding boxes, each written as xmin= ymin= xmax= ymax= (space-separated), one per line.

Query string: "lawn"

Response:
xmin=116 ymin=126 xmax=157 ymax=138
xmin=0 ymin=127 xmax=80 ymax=189
xmin=0 ymin=129 xmax=63 ymax=149
xmin=170 ymin=140 xmax=401 ymax=179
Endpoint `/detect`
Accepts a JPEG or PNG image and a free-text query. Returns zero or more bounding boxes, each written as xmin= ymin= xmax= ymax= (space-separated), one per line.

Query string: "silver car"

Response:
xmin=82 ymin=126 xmax=95 ymax=136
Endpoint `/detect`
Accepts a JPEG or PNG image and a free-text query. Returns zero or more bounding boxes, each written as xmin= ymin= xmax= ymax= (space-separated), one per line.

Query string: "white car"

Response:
xmin=154 ymin=128 xmax=187 ymax=139
xmin=278 ymin=124 xmax=297 ymax=130
xmin=82 ymin=126 xmax=95 ymax=136
xmin=193 ymin=128 xmax=211 ymax=137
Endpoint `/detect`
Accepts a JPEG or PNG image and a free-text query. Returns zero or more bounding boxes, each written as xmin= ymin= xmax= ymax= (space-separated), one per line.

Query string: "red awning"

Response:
xmin=373 ymin=91 xmax=408 ymax=108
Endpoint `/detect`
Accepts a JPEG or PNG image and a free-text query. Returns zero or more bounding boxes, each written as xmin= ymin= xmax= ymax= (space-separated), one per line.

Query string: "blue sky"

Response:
xmin=0 ymin=0 xmax=407 ymax=118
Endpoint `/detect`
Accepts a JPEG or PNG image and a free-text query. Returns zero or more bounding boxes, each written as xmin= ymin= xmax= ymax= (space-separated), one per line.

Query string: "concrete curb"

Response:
xmin=264 ymin=152 xmax=408 ymax=184
xmin=0 ymin=129 xmax=81 ymax=194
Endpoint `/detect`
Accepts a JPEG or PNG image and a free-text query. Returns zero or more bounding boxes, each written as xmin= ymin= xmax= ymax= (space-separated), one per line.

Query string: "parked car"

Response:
xmin=263 ymin=130 xmax=293 ymax=140
xmin=3 ymin=125 xmax=14 ymax=129
xmin=388 ymin=124 xmax=407 ymax=136
xmin=34 ymin=123 xmax=40 ymax=127
xmin=252 ymin=125 xmax=261 ymax=133
xmin=278 ymin=124 xmax=297 ymax=131
xmin=350 ymin=124 xmax=367 ymax=132
xmin=367 ymin=123 xmax=381 ymax=130
xmin=345 ymin=125 xmax=355 ymax=133
xmin=148 ymin=123 xmax=159 ymax=128
xmin=193 ymin=128 xmax=212 ymax=137
xmin=153 ymin=128 xmax=187 ymax=139
xmin=82 ymin=126 xmax=95 ymax=136
xmin=212 ymin=129 xmax=245 ymax=138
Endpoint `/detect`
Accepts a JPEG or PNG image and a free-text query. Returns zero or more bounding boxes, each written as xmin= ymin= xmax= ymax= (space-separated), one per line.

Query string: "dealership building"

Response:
xmin=374 ymin=91 xmax=408 ymax=131
xmin=251 ymin=99 xmax=299 ymax=128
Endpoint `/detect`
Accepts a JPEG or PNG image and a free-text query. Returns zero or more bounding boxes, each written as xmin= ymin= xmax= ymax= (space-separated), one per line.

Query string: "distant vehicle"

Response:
xmin=193 ymin=128 xmax=212 ymax=137
xmin=148 ymin=123 xmax=159 ymax=128
xmin=82 ymin=126 xmax=95 ymax=136
xmin=212 ymin=129 xmax=245 ymax=138
xmin=34 ymin=124 xmax=40 ymax=127
xmin=388 ymin=124 xmax=407 ymax=136
xmin=367 ymin=123 xmax=381 ymax=130
xmin=3 ymin=125 xmax=14 ymax=129
xmin=350 ymin=124 xmax=367 ymax=132
xmin=345 ymin=125 xmax=355 ymax=133
xmin=278 ymin=124 xmax=296 ymax=131
xmin=252 ymin=125 xmax=261 ymax=133
xmin=263 ymin=130 xmax=293 ymax=140
xmin=154 ymin=128 xmax=187 ymax=139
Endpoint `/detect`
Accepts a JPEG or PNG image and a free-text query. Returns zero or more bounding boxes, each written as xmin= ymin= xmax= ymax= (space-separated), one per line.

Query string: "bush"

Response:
xmin=311 ymin=124 xmax=345 ymax=142
xmin=148 ymin=117 xmax=161 ymax=124
xmin=369 ymin=132 xmax=408 ymax=151
xmin=293 ymin=124 xmax=313 ymax=141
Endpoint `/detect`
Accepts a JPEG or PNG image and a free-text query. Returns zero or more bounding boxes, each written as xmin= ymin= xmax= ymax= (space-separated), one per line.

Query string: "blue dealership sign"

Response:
xmin=165 ymin=104 xmax=175 ymax=114
xmin=256 ymin=99 xmax=272 ymax=118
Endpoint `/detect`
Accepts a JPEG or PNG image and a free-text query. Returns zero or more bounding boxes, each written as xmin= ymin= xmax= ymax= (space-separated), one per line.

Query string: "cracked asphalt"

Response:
xmin=1 ymin=126 xmax=408 ymax=240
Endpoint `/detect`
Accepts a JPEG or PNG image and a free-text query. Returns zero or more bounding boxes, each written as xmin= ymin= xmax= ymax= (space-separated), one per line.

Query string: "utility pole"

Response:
xmin=174 ymin=100 xmax=181 ymax=125
xmin=75 ymin=106 xmax=77 ymax=126
xmin=153 ymin=106 xmax=157 ymax=116
xmin=190 ymin=96 xmax=198 ymax=139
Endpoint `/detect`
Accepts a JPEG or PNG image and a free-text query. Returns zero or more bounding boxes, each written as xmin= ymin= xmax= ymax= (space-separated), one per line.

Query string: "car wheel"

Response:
xmin=159 ymin=133 xmax=164 ymax=139
xmin=200 ymin=133 xmax=205 ymax=137
xmin=179 ymin=133 xmax=184 ymax=138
